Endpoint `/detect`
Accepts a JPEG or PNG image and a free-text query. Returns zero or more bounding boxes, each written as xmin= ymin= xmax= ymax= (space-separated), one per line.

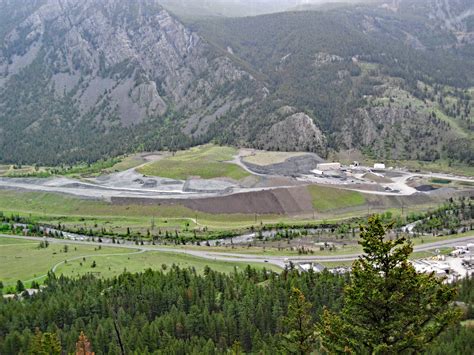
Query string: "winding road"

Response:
xmin=2 ymin=233 xmax=473 ymax=270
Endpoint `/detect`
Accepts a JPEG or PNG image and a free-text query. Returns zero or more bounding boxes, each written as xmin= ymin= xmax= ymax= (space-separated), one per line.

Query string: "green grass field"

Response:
xmin=308 ymin=185 xmax=366 ymax=212
xmin=1 ymin=228 xmax=469 ymax=289
xmin=137 ymin=144 xmax=250 ymax=180
xmin=0 ymin=155 xmax=146 ymax=178
xmin=55 ymin=250 xmax=281 ymax=280
xmin=0 ymin=236 xmax=281 ymax=288
xmin=0 ymin=239 xmax=131 ymax=286
xmin=0 ymin=237 xmax=36 ymax=245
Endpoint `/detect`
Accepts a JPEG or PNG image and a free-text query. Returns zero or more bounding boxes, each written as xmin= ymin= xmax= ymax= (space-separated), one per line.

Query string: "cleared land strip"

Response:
xmin=2 ymin=234 xmax=473 ymax=270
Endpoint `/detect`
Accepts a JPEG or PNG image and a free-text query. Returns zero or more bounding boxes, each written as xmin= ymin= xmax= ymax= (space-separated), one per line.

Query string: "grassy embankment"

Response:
xmin=308 ymin=185 xmax=366 ymax=211
xmin=0 ymin=186 xmax=442 ymax=237
xmin=394 ymin=160 xmax=474 ymax=177
xmin=137 ymin=144 xmax=250 ymax=180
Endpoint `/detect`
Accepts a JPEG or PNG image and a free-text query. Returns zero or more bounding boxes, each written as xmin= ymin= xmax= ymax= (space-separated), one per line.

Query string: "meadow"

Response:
xmin=0 ymin=236 xmax=281 ymax=290
xmin=2 ymin=230 xmax=466 ymax=292
xmin=0 ymin=238 xmax=131 ymax=286
xmin=55 ymin=250 xmax=281 ymax=280
xmin=137 ymin=144 xmax=250 ymax=180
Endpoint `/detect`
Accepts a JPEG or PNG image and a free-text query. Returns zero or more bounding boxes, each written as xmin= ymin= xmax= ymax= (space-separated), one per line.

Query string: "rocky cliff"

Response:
xmin=0 ymin=0 xmax=265 ymax=164
xmin=0 ymin=0 xmax=472 ymax=165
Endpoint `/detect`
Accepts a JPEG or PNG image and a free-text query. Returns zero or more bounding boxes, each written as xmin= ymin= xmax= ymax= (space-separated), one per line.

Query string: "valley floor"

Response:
xmin=2 ymin=232 xmax=473 ymax=290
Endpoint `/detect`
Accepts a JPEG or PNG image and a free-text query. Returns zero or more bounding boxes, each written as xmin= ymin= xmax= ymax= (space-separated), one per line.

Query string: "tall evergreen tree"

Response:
xmin=16 ymin=280 xmax=25 ymax=293
xmin=29 ymin=328 xmax=62 ymax=355
xmin=281 ymin=287 xmax=316 ymax=354
xmin=318 ymin=215 xmax=461 ymax=353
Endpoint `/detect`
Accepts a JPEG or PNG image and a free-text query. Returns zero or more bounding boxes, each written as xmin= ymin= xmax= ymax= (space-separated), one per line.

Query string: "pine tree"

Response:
xmin=29 ymin=328 xmax=61 ymax=354
xmin=16 ymin=280 xmax=25 ymax=293
xmin=281 ymin=287 xmax=316 ymax=354
xmin=318 ymin=215 xmax=461 ymax=353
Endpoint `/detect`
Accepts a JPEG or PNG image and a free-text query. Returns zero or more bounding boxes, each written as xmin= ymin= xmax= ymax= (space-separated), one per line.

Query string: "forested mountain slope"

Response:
xmin=193 ymin=0 xmax=474 ymax=163
xmin=0 ymin=0 xmax=263 ymax=165
xmin=157 ymin=0 xmax=372 ymax=19
xmin=0 ymin=0 xmax=473 ymax=165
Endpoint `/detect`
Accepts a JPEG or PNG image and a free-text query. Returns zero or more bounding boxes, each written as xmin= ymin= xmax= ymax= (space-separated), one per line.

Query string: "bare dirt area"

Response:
xmin=141 ymin=152 xmax=169 ymax=162
xmin=111 ymin=186 xmax=314 ymax=215
xmin=362 ymin=172 xmax=393 ymax=184
xmin=335 ymin=183 xmax=386 ymax=192
xmin=243 ymin=154 xmax=324 ymax=176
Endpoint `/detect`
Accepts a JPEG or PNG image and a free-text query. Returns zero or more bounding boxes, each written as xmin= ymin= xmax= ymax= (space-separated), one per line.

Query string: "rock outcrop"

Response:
xmin=260 ymin=112 xmax=327 ymax=154
xmin=0 ymin=0 xmax=264 ymax=163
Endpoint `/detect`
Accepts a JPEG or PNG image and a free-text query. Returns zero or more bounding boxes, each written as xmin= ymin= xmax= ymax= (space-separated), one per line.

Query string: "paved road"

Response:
xmin=2 ymin=234 xmax=473 ymax=269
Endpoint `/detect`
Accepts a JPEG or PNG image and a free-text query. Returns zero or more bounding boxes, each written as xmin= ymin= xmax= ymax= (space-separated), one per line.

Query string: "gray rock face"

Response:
xmin=259 ymin=112 xmax=327 ymax=153
xmin=0 ymin=0 xmax=256 ymax=127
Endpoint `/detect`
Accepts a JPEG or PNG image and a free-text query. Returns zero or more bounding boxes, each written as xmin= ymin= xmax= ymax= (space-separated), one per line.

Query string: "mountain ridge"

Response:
xmin=0 ymin=0 xmax=473 ymax=165
xmin=0 ymin=0 xmax=267 ymax=164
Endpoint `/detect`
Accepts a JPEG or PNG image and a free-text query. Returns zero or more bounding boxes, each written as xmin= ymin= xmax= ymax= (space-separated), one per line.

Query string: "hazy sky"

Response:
xmin=158 ymin=0 xmax=369 ymax=18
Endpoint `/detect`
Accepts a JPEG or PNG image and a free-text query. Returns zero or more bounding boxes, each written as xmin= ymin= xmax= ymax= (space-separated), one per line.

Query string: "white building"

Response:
xmin=373 ymin=163 xmax=386 ymax=169
xmin=411 ymin=260 xmax=452 ymax=278
xmin=298 ymin=263 xmax=326 ymax=273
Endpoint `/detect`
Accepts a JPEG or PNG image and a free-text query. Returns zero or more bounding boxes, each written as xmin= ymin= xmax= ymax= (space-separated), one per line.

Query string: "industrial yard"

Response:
xmin=0 ymin=145 xmax=472 ymax=202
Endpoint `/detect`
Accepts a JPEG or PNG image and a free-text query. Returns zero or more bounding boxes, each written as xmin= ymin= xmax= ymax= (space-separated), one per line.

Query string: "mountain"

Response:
xmin=0 ymin=0 xmax=473 ymax=166
xmin=193 ymin=0 xmax=474 ymax=163
xmin=0 ymin=0 xmax=263 ymax=165
xmin=157 ymin=0 xmax=367 ymax=19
